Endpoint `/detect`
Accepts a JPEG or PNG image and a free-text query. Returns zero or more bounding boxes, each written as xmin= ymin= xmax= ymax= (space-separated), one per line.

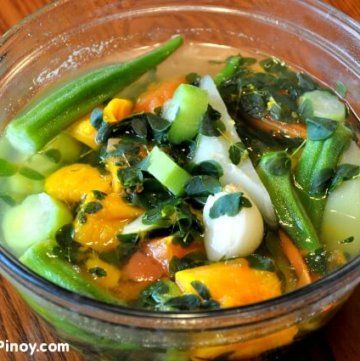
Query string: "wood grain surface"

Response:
xmin=0 ymin=1 xmax=359 ymax=360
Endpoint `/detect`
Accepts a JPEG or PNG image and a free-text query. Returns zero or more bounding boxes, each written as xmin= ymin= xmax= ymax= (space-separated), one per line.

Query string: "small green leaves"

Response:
xmin=247 ymin=254 xmax=275 ymax=272
xmin=260 ymin=57 xmax=287 ymax=73
xmin=164 ymin=295 xmax=201 ymax=310
xmin=89 ymin=267 xmax=107 ymax=277
xmin=262 ymin=151 xmax=290 ymax=176
xmin=186 ymin=72 xmax=201 ymax=87
xmin=118 ymin=167 xmax=143 ymax=189
xmin=339 ymin=236 xmax=354 ymax=244
xmin=90 ymin=108 xmax=103 ymax=129
xmin=83 ymin=201 xmax=103 ymax=214
xmin=92 ymin=190 xmax=107 ymax=200
xmin=329 ymin=164 xmax=360 ymax=191
xmin=185 ymin=175 xmax=221 ymax=198
xmin=169 ymin=252 xmax=206 ymax=276
xmin=18 ymin=167 xmax=45 ymax=180
xmin=335 ymin=81 xmax=347 ymax=98
xmin=305 ymin=248 xmax=327 ymax=275
xmin=298 ymin=98 xmax=313 ymax=120
xmin=209 ymin=192 xmax=252 ymax=219
xmin=0 ymin=158 xmax=17 ymax=177
xmin=229 ymin=142 xmax=247 ymax=165
xmin=191 ymin=280 xmax=211 ymax=300
xmin=54 ymin=224 xmax=80 ymax=263
xmin=0 ymin=193 xmax=16 ymax=206
xmin=200 ymin=105 xmax=225 ymax=136
xmin=190 ymin=161 xmax=223 ymax=178
xmin=310 ymin=168 xmax=335 ymax=196
xmin=44 ymin=149 xmax=62 ymax=163
xmin=306 ymin=117 xmax=338 ymax=141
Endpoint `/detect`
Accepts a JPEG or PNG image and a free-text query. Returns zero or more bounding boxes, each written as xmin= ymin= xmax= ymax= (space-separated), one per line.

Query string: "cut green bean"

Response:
xmin=295 ymin=124 xmax=352 ymax=230
xmin=214 ymin=56 xmax=242 ymax=86
xmin=257 ymin=151 xmax=325 ymax=274
xmin=6 ymin=36 xmax=184 ymax=155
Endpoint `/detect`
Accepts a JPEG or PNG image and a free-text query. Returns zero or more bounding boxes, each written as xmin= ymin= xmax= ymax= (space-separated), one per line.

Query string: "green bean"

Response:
xmin=6 ymin=36 xmax=184 ymax=155
xmin=214 ymin=56 xmax=242 ymax=86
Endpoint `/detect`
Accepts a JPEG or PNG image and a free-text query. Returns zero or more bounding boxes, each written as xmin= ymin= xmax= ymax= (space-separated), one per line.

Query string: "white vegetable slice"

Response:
xmin=203 ymin=187 xmax=264 ymax=261
xmin=195 ymin=75 xmax=277 ymax=227
xmin=322 ymin=141 xmax=360 ymax=257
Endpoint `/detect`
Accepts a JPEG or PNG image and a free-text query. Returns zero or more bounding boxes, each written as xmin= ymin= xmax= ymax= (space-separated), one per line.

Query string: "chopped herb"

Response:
xmin=306 ymin=117 xmax=339 ymax=141
xmin=186 ymin=72 xmax=201 ymax=86
xmin=199 ymin=105 xmax=225 ymax=136
xmin=190 ymin=160 xmax=224 ymax=178
xmin=329 ymin=164 xmax=360 ymax=191
xmin=298 ymin=98 xmax=314 ymax=120
xmin=310 ymin=168 xmax=335 ymax=196
xmin=0 ymin=193 xmax=16 ymax=206
xmin=191 ymin=280 xmax=211 ymax=300
xmin=92 ymin=190 xmax=107 ymax=200
xmin=209 ymin=192 xmax=251 ymax=219
xmin=54 ymin=224 xmax=80 ymax=263
xmin=43 ymin=149 xmax=62 ymax=163
xmin=339 ymin=236 xmax=354 ymax=244
xmin=88 ymin=267 xmax=107 ymax=277
xmin=0 ymin=158 xmax=17 ymax=177
xmin=164 ymin=295 xmax=201 ymax=310
xmin=77 ymin=211 xmax=87 ymax=224
xmin=83 ymin=201 xmax=103 ymax=214
xmin=260 ymin=57 xmax=287 ymax=73
xmin=263 ymin=152 xmax=290 ymax=176
xmin=185 ymin=175 xmax=221 ymax=197
xmin=239 ymin=92 xmax=267 ymax=119
xmin=305 ymin=248 xmax=327 ymax=275
xmin=118 ymin=167 xmax=144 ymax=189
xmin=247 ymin=254 xmax=275 ymax=272
xmin=131 ymin=117 xmax=148 ymax=138
xmin=18 ymin=167 xmax=45 ymax=180
xmin=90 ymin=108 xmax=103 ymax=129
xmin=147 ymin=113 xmax=171 ymax=133
xmin=169 ymin=252 xmax=207 ymax=276
xmin=335 ymin=81 xmax=347 ymax=97
xmin=229 ymin=142 xmax=247 ymax=165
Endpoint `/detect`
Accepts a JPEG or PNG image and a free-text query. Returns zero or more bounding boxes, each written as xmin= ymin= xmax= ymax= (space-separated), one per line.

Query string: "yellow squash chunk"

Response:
xmin=191 ymin=326 xmax=298 ymax=360
xmin=68 ymin=116 xmax=99 ymax=149
xmin=175 ymin=259 xmax=281 ymax=308
xmin=85 ymin=256 xmax=122 ymax=288
xmin=84 ymin=191 xmax=143 ymax=220
xmin=106 ymin=158 xmax=122 ymax=193
xmin=103 ymin=98 xmax=133 ymax=124
xmin=45 ymin=164 xmax=111 ymax=203
xmin=74 ymin=216 xmax=126 ymax=253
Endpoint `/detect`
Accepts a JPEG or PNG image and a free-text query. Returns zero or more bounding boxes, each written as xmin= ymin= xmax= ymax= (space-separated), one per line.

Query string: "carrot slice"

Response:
xmin=279 ymin=230 xmax=312 ymax=287
xmin=134 ymin=76 xmax=186 ymax=113
xmin=247 ymin=116 xmax=307 ymax=139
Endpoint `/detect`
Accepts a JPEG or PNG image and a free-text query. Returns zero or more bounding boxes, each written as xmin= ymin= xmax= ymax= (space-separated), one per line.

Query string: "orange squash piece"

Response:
xmin=175 ymin=259 xmax=282 ymax=308
xmin=134 ymin=76 xmax=186 ymax=113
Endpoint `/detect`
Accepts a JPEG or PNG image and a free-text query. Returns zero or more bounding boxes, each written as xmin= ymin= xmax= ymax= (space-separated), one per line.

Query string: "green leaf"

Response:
xmin=239 ymin=92 xmax=266 ymax=119
xmin=260 ymin=57 xmax=287 ymax=73
xmin=339 ymin=236 xmax=354 ymax=244
xmin=263 ymin=152 xmax=290 ymax=176
xmin=118 ymin=167 xmax=143 ymax=189
xmin=43 ymin=149 xmax=62 ymax=163
xmin=185 ymin=175 xmax=221 ymax=197
xmin=335 ymin=81 xmax=347 ymax=97
xmin=190 ymin=161 xmax=223 ymax=178
xmin=306 ymin=117 xmax=339 ymax=141
xmin=191 ymin=280 xmax=211 ymax=300
xmin=209 ymin=192 xmax=252 ymax=219
xmin=305 ymin=248 xmax=327 ymax=275
xmin=18 ymin=167 xmax=44 ymax=180
xmin=169 ymin=252 xmax=206 ymax=276
xmin=88 ymin=267 xmax=107 ymax=277
xmin=229 ymin=142 xmax=247 ymax=165
xmin=83 ymin=201 xmax=103 ymax=214
xmin=131 ymin=117 xmax=148 ymax=138
xmin=186 ymin=72 xmax=201 ymax=87
xmin=92 ymin=190 xmax=107 ymax=200
xmin=199 ymin=105 xmax=225 ymax=137
xmin=0 ymin=193 xmax=16 ymax=206
xmin=0 ymin=158 xmax=17 ymax=177
xmin=247 ymin=254 xmax=275 ymax=272
xmin=54 ymin=224 xmax=80 ymax=263
xmin=329 ymin=164 xmax=360 ymax=191
xmin=90 ymin=108 xmax=104 ymax=129
xmin=147 ymin=113 xmax=171 ymax=133
xmin=164 ymin=295 xmax=201 ymax=310
xmin=310 ymin=167 xmax=335 ymax=196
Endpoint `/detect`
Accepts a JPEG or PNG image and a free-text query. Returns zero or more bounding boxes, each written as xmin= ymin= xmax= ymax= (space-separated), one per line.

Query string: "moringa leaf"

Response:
xmin=190 ymin=160 xmax=224 ymax=178
xmin=19 ymin=167 xmax=44 ymax=180
xmin=263 ymin=152 xmax=290 ymax=176
xmin=247 ymin=254 xmax=275 ymax=272
xmin=209 ymin=192 xmax=252 ymax=219
xmin=229 ymin=142 xmax=247 ymax=165
xmin=199 ymin=105 xmax=225 ymax=137
xmin=329 ymin=164 xmax=360 ymax=192
xmin=306 ymin=117 xmax=338 ymax=141
xmin=0 ymin=158 xmax=17 ymax=177
xmin=310 ymin=167 xmax=335 ymax=196
xmin=185 ymin=175 xmax=221 ymax=197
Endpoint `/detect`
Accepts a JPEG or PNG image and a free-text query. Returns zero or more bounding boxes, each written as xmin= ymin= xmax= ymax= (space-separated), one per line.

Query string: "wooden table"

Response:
xmin=0 ymin=1 xmax=359 ymax=360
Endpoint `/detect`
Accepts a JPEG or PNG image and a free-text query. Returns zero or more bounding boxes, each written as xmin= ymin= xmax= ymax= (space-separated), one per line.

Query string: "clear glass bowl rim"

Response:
xmin=0 ymin=0 xmax=359 ymax=329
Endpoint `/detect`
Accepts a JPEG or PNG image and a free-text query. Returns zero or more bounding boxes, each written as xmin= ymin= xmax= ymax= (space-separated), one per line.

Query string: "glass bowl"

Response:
xmin=0 ymin=0 xmax=359 ymax=360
